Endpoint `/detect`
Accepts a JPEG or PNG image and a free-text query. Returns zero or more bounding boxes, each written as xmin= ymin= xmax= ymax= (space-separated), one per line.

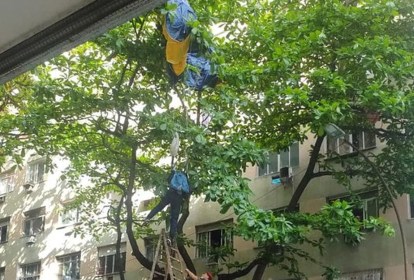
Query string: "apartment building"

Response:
xmin=0 ymin=153 xmax=156 ymax=280
xmin=1 ymin=129 xmax=414 ymax=280
xmin=181 ymin=131 xmax=414 ymax=280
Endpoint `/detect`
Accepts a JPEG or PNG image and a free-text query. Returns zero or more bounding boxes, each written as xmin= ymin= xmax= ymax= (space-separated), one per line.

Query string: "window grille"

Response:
xmin=20 ymin=262 xmax=41 ymax=280
xmin=24 ymin=207 xmax=45 ymax=236
xmin=327 ymin=131 xmax=376 ymax=155
xmin=57 ymin=253 xmax=81 ymax=280
xmin=196 ymin=220 xmax=233 ymax=262
xmin=0 ymin=218 xmax=10 ymax=243
xmin=259 ymin=142 xmax=299 ymax=176
xmin=97 ymin=243 xmax=126 ymax=276
xmin=26 ymin=160 xmax=46 ymax=184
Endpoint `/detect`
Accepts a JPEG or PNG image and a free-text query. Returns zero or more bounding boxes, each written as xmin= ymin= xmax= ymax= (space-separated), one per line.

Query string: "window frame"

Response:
xmin=326 ymin=130 xmax=376 ymax=156
xmin=195 ymin=220 xmax=234 ymax=262
xmin=20 ymin=262 xmax=41 ymax=280
xmin=26 ymin=159 xmax=47 ymax=184
xmin=23 ymin=207 xmax=45 ymax=237
xmin=258 ymin=142 xmax=299 ymax=176
xmin=0 ymin=172 xmax=14 ymax=195
xmin=96 ymin=244 xmax=126 ymax=276
xmin=59 ymin=207 xmax=80 ymax=227
xmin=328 ymin=191 xmax=379 ymax=221
xmin=0 ymin=217 xmax=10 ymax=244
xmin=57 ymin=252 xmax=81 ymax=280
xmin=409 ymin=194 xmax=414 ymax=219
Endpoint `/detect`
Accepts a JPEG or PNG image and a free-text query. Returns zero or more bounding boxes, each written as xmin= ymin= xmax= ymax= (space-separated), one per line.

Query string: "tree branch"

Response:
xmin=124 ymin=145 xmax=154 ymax=270
xmin=217 ymin=257 xmax=265 ymax=280
xmin=177 ymin=196 xmax=196 ymax=273
xmin=287 ymin=136 xmax=325 ymax=211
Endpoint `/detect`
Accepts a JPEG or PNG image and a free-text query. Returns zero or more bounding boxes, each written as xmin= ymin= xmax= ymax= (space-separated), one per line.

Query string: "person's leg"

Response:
xmin=145 ymin=191 xmax=172 ymax=220
xmin=168 ymin=191 xmax=182 ymax=241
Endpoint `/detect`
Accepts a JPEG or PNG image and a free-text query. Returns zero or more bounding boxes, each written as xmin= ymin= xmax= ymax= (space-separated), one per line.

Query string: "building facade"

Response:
xmin=1 ymin=130 xmax=414 ymax=280
xmin=183 ymin=131 xmax=414 ymax=280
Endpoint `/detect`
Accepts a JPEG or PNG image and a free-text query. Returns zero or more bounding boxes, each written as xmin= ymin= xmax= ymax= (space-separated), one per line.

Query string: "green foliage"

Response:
xmin=322 ymin=266 xmax=341 ymax=280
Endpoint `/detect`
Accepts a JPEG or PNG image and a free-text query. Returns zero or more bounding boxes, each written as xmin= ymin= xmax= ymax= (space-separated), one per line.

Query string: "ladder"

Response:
xmin=149 ymin=229 xmax=186 ymax=280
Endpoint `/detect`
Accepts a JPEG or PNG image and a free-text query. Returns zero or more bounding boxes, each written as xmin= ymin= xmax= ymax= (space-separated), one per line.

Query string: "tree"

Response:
xmin=209 ymin=0 xmax=414 ymax=278
xmin=2 ymin=0 xmax=414 ymax=279
xmin=0 ymin=74 xmax=34 ymax=167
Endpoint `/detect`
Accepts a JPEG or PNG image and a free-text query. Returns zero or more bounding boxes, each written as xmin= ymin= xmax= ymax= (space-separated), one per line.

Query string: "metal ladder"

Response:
xmin=149 ymin=229 xmax=186 ymax=280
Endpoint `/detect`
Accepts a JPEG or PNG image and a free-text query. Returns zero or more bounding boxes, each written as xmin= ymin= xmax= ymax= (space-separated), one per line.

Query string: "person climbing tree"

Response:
xmin=144 ymin=170 xmax=191 ymax=243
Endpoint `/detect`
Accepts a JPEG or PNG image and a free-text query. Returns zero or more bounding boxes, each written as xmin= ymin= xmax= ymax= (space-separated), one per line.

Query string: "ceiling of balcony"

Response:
xmin=0 ymin=0 xmax=165 ymax=84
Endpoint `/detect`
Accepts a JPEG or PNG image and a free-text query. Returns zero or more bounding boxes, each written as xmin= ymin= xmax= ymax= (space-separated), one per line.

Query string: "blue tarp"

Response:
xmin=166 ymin=0 xmax=197 ymax=41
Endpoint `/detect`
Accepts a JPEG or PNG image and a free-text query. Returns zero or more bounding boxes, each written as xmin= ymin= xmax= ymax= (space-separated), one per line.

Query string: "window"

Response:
xmin=60 ymin=207 xmax=79 ymax=226
xmin=20 ymin=262 xmax=41 ymax=280
xmin=0 ymin=217 xmax=10 ymax=244
xmin=338 ymin=268 xmax=382 ymax=279
xmin=97 ymin=243 xmax=126 ymax=276
xmin=24 ymin=207 xmax=45 ymax=236
xmin=329 ymin=191 xmax=378 ymax=221
xmin=57 ymin=252 xmax=81 ymax=280
xmin=0 ymin=267 xmax=4 ymax=280
xmin=138 ymin=198 xmax=158 ymax=213
xmin=327 ymin=131 xmax=376 ymax=155
xmin=0 ymin=173 xmax=14 ymax=195
xmin=409 ymin=195 xmax=414 ymax=219
xmin=26 ymin=160 xmax=46 ymax=184
xmin=351 ymin=193 xmax=379 ymax=221
xmin=259 ymin=142 xmax=299 ymax=176
xmin=196 ymin=220 xmax=233 ymax=262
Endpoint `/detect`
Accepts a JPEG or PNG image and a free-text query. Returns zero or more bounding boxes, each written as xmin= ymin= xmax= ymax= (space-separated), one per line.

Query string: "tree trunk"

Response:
xmin=287 ymin=136 xmax=324 ymax=211
xmin=252 ymin=262 xmax=267 ymax=280
xmin=177 ymin=196 xmax=196 ymax=273
xmin=114 ymin=196 xmax=126 ymax=280
xmin=125 ymin=146 xmax=154 ymax=270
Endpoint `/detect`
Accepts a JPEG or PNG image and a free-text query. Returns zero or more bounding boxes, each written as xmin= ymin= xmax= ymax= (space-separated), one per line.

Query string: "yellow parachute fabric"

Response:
xmin=162 ymin=20 xmax=191 ymax=76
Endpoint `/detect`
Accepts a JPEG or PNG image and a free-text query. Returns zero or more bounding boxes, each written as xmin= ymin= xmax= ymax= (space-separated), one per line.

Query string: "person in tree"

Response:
xmin=185 ymin=269 xmax=213 ymax=280
xmin=144 ymin=170 xmax=190 ymax=243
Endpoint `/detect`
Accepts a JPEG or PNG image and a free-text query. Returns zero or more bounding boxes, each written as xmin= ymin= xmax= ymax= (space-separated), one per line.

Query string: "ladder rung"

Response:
xmin=150 ymin=229 xmax=185 ymax=280
xmin=172 ymin=266 xmax=182 ymax=271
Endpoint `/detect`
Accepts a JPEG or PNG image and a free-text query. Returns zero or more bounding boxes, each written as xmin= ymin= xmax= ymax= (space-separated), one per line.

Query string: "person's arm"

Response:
xmin=185 ymin=268 xmax=198 ymax=280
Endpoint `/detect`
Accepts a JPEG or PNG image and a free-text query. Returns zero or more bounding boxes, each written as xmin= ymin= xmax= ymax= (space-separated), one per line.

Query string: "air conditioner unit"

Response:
xmin=26 ymin=234 xmax=36 ymax=245
xmin=23 ymin=182 xmax=35 ymax=193
xmin=0 ymin=195 xmax=5 ymax=203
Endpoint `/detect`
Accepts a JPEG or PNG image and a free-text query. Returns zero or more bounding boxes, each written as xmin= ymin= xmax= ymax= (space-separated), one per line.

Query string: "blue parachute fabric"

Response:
xmin=185 ymin=53 xmax=219 ymax=90
xmin=166 ymin=0 xmax=197 ymax=42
